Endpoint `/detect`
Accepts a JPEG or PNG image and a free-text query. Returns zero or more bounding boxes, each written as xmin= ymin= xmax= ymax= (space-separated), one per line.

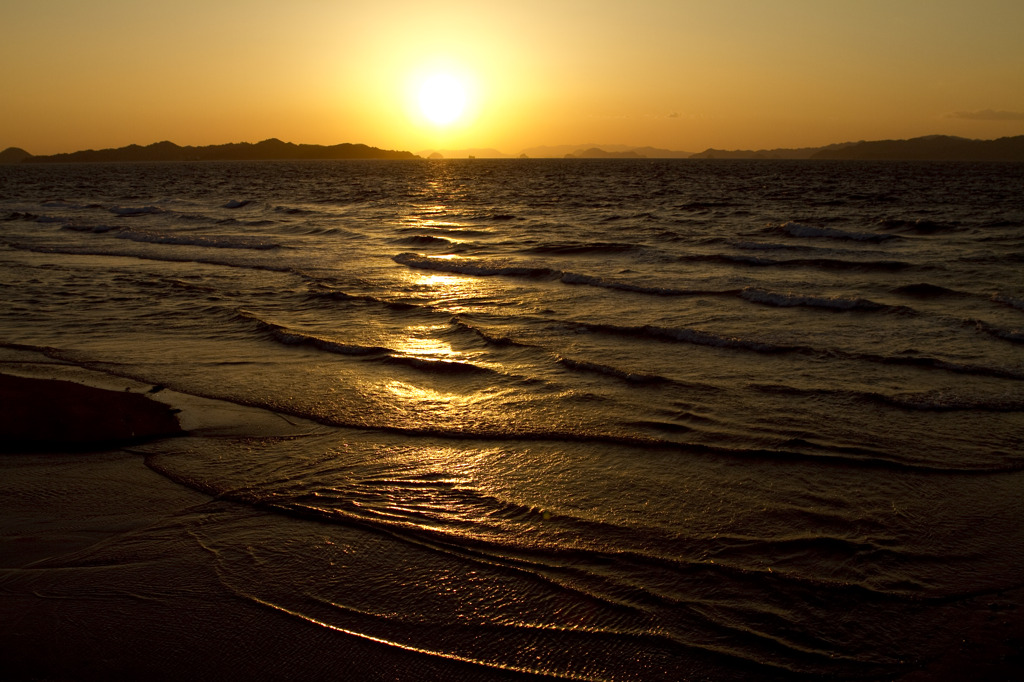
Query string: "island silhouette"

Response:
xmin=0 ymin=138 xmax=418 ymax=163
xmin=3 ymin=134 xmax=1024 ymax=163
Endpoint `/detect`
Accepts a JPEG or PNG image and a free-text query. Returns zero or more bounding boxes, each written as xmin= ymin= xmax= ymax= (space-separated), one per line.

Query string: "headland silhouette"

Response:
xmin=3 ymin=134 xmax=1024 ymax=163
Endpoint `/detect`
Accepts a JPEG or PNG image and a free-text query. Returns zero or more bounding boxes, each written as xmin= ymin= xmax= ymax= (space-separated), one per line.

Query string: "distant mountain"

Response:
xmin=811 ymin=135 xmax=1024 ymax=161
xmin=565 ymin=147 xmax=645 ymax=159
xmin=16 ymin=139 xmax=419 ymax=163
xmin=0 ymin=147 xmax=32 ymax=163
xmin=690 ymin=143 xmax=853 ymax=159
xmin=520 ymin=144 xmax=630 ymax=158
xmin=519 ymin=144 xmax=693 ymax=158
xmin=629 ymin=146 xmax=694 ymax=159
xmin=563 ymin=146 xmax=698 ymax=159
xmin=9 ymin=135 xmax=1023 ymax=164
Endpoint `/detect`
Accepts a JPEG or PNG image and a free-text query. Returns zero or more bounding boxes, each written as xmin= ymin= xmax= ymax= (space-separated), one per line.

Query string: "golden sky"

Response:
xmin=3 ymin=0 xmax=1023 ymax=155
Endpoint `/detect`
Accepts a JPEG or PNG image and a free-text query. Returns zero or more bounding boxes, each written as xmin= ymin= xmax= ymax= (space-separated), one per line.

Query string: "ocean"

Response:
xmin=1 ymin=159 xmax=1022 ymax=680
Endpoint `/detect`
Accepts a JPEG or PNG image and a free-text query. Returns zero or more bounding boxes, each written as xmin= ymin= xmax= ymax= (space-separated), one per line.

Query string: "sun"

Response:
xmin=418 ymin=73 xmax=467 ymax=126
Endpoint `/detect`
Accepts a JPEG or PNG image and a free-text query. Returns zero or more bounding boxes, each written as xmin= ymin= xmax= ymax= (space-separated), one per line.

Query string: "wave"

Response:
xmin=305 ymin=284 xmax=420 ymax=311
xmin=684 ymin=253 xmax=913 ymax=271
xmin=739 ymin=288 xmax=902 ymax=313
xmin=115 ymin=229 xmax=282 ymax=250
xmin=598 ymin=211 xmax=660 ymax=223
xmin=236 ymin=309 xmax=496 ymax=375
xmin=772 ymin=221 xmax=899 ymax=242
xmin=574 ymin=321 xmax=1024 ymax=380
xmin=394 ymin=253 xmax=732 ymax=297
xmin=559 ymin=271 xmax=727 ymax=296
xmin=236 ymin=309 xmax=390 ymax=356
xmin=888 ymin=391 xmax=1024 ymax=412
xmin=3 ymin=211 xmax=40 ymax=221
xmin=467 ymin=212 xmax=519 ymax=222
xmin=993 ymin=293 xmax=1024 ymax=312
xmin=449 ymin=316 xmax=532 ymax=348
xmin=41 ymin=200 xmax=100 ymax=210
xmin=275 ymin=224 xmax=353 ymax=237
xmin=969 ymin=319 xmax=1024 ymax=344
xmin=134 ymin=459 xmax=898 ymax=678
xmin=397 ymin=226 xmax=493 ymax=238
xmin=876 ymin=218 xmax=959 ymax=234
xmin=519 ymin=242 xmax=640 ymax=255
xmin=626 ymin=419 xmax=694 ymax=434
xmin=891 ymin=283 xmax=964 ymax=297
xmin=557 ymin=356 xmax=671 ymax=384
xmin=12 ymin=334 xmax=1011 ymax=477
xmin=273 ymin=205 xmax=318 ymax=215
xmin=60 ymin=223 xmax=120 ymax=234
xmin=389 ymin=235 xmax=457 ymax=248
xmin=0 ymin=239 xmax=298 ymax=275
xmin=382 ymin=355 xmax=497 ymax=375
xmin=732 ymin=241 xmax=818 ymax=252
xmin=980 ymin=218 xmax=1024 ymax=229
xmin=222 ymin=199 xmax=253 ymax=209
xmin=393 ymin=253 xmax=558 ymax=278
xmin=173 ymin=211 xmax=221 ymax=223
xmin=109 ymin=205 xmax=163 ymax=216
xmin=750 ymin=383 xmax=1024 ymax=413
xmin=216 ymin=218 xmax=278 ymax=227
xmin=573 ymin=321 xmax=810 ymax=354
xmin=678 ymin=200 xmax=737 ymax=211
xmin=857 ymin=351 xmax=1024 ymax=381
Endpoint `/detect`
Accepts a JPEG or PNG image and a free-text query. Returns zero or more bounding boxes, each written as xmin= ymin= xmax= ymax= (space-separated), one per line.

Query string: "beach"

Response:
xmin=2 ymin=159 xmax=1022 ymax=679
xmin=1 ymin=369 xmax=1021 ymax=680
xmin=0 ymin=369 xmax=535 ymax=681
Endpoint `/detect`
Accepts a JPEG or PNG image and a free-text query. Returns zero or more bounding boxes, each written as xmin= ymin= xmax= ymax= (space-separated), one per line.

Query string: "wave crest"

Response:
xmin=116 ymin=229 xmax=282 ymax=250
xmin=774 ymin=221 xmax=898 ymax=242
xmin=740 ymin=288 xmax=898 ymax=312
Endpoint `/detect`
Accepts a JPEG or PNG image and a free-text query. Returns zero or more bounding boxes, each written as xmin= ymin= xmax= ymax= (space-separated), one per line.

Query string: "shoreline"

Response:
xmin=0 ymin=369 xmax=506 ymax=681
xmin=0 ymin=369 xmax=1020 ymax=679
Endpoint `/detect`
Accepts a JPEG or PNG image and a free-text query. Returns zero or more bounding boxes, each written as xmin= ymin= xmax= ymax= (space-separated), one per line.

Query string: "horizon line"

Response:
xmin=5 ymin=132 xmax=1024 ymax=162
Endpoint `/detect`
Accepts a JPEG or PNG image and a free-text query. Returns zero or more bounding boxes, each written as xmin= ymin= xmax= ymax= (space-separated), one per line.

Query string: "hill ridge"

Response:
xmin=2 ymin=139 xmax=419 ymax=163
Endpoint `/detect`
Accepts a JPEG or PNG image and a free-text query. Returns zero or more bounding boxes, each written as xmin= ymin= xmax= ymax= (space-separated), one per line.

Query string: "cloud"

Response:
xmin=947 ymin=109 xmax=1024 ymax=121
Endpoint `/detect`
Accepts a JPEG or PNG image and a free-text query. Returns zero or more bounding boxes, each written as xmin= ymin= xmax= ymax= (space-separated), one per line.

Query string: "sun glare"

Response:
xmin=418 ymin=73 xmax=467 ymax=126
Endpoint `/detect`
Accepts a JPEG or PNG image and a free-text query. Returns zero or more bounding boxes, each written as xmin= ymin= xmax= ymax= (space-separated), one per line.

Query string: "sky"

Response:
xmin=3 ymin=0 xmax=1024 ymax=155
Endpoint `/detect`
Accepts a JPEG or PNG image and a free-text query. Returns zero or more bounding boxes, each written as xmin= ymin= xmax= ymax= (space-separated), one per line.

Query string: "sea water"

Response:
xmin=1 ymin=159 xmax=1022 ymax=679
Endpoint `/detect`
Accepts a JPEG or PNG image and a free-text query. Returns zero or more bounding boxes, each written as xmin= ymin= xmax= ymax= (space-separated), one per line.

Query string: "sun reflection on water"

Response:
xmin=385 ymin=380 xmax=457 ymax=406
xmin=394 ymin=324 xmax=457 ymax=358
xmin=399 ymin=269 xmax=499 ymax=314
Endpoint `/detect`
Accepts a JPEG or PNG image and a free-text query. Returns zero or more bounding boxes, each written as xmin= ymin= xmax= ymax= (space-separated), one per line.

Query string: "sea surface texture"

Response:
xmin=2 ymin=159 xmax=1023 ymax=679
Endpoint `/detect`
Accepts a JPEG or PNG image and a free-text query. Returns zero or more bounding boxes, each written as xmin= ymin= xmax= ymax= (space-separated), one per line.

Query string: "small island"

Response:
xmin=1 ymin=138 xmax=419 ymax=163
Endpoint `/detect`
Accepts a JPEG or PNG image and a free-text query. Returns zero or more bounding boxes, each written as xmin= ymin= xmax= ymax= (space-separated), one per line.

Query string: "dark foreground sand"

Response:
xmin=0 ymin=373 xmax=1020 ymax=680
xmin=0 ymin=373 xmax=183 ymax=451
xmin=0 ymin=373 xmax=524 ymax=681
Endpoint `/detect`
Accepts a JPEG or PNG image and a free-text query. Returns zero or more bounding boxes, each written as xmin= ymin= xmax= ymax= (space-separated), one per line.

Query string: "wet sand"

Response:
xmin=0 ymin=372 xmax=1020 ymax=680
xmin=0 ymin=372 xmax=522 ymax=681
